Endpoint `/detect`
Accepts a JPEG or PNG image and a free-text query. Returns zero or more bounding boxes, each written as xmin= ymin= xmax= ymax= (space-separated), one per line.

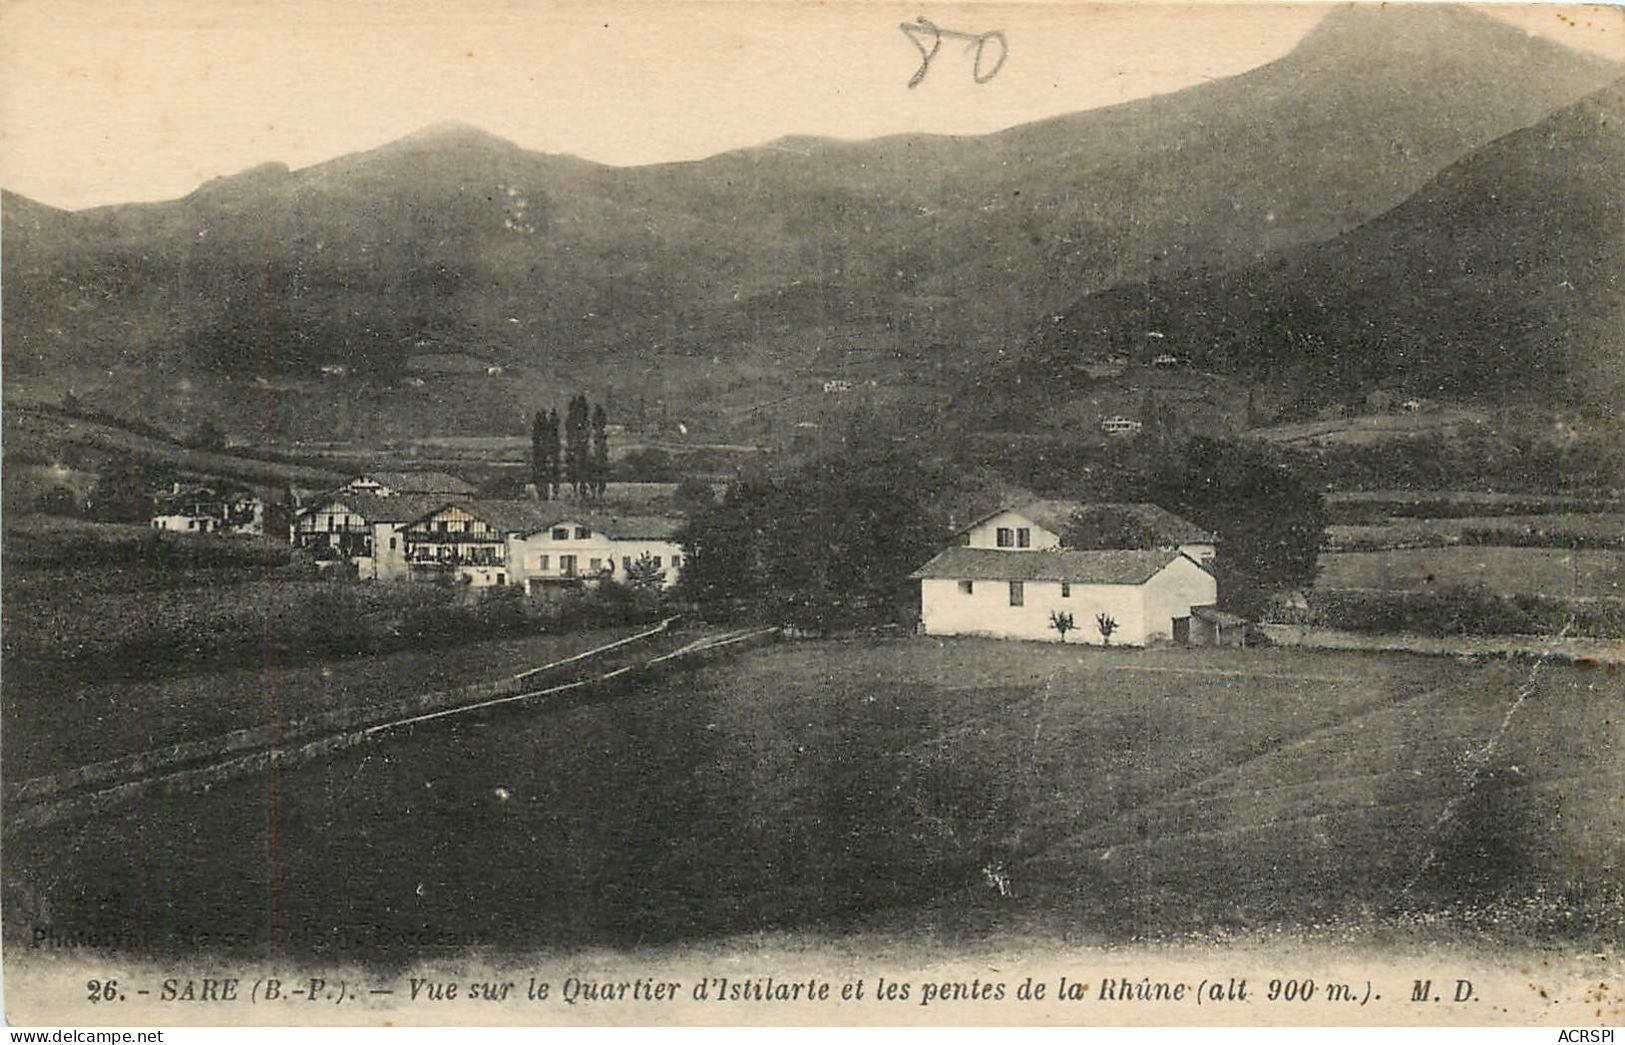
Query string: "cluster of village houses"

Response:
xmin=288 ymin=472 xmax=688 ymax=593
xmin=153 ymin=470 xmax=1240 ymax=646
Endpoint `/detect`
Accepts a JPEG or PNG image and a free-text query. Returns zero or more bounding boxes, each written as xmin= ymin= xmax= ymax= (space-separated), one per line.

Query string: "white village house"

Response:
xmin=506 ymin=512 xmax=685 ymax=593
xmin=912 ymin=499 xmax=1222 ymax=645
xmin=340 ymin=499 xmax=687 ymax=591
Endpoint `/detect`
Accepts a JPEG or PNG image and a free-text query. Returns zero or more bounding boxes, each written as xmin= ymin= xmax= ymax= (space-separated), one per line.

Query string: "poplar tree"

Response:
xmin=546 ymin=408 xmax=562 ymax=499
xmin=591 ymin=402 xmax=609 ymax=498
xmin=530 ymin=410 xmax=548 ymax=500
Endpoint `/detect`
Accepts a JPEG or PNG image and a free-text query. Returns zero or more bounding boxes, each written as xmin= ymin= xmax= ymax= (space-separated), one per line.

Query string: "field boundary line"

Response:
xmin=512 ymin=617 xmax=676 ymax=681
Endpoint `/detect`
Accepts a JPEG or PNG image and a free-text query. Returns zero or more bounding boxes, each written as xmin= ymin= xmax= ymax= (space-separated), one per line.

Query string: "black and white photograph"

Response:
xmin=1 ymin=0 xmax=1622 ymax=1029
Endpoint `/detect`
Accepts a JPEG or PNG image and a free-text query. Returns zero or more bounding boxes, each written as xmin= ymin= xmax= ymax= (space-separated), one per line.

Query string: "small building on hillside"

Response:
xmin=339 ymin=471 xmax=476 ymax=499
xmin=911 ymin=547 xmax=1217 ymax=646
xmin=152 ymin=512 xmax=220 ymax=534
xmin=150 ymin=485 xmax=265 ymax=536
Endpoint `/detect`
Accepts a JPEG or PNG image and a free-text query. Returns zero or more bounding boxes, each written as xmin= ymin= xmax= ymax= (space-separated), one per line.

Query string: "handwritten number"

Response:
xmin=901 ymin=17 xmax=944 ymax=89
xmin=900 ymin=16 xmax=1005 ymax=88
xmin=972 ymin=30 xmax=1008 ymax=84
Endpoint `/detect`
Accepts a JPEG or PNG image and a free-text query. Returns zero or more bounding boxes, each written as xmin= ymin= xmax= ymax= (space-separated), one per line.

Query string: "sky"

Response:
xmin=1 ymin=1 xmax=1622 ymax=210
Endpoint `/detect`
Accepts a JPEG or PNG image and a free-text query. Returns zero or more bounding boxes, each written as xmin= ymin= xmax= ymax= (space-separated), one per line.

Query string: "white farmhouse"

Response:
xmin=151 ymin=512 xmax=219 ymax=534
xmin=506 ymin=513 xmax=685 ymax=593
xmin=911 ymin=547 xmax=1216 ymax=646
xmin=913 ymin=497 xmax=1223 ymax=645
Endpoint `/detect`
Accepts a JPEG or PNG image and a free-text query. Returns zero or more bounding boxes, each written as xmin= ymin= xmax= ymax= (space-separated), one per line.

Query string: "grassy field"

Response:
xmin=1327 ymin=489 xmax=1621 ymax=511
xmin=5 ymin=637 xmax=1617 ymax=963
xmin=1253 ymin=408 xmax=1490 ymax=447
xmin=3 ymin=404 xmax=343 ymax=491
xmin=1327 ymin=513 xmax=1625 ymax=550
xmin=1 ymin=625 xmax=649 ymax=781
xmin=1317 ymin=547 xmax=1625 ymax=601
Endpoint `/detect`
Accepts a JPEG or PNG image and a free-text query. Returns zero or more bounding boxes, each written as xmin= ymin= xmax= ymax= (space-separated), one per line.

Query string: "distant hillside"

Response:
xmin=2 ymin=5 xmax=1619 ymax=440
xmin=1020 ymin=78 xmax=1625 ymax=414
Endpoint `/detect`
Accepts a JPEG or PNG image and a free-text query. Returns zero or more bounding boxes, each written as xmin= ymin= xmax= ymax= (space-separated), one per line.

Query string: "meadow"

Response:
xmin=1326 ymin=513 xmax=1625 ymax=551
xmin=5 ymin=637 xmax=1617 ymax=963
xmin=1316 ymin=547 xmax=1625 ymax=601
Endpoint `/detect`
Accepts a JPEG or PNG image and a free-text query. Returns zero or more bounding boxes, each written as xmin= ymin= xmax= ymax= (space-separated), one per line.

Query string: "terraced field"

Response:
xmin=1316 ymin=547 xmax=1625 ymax=601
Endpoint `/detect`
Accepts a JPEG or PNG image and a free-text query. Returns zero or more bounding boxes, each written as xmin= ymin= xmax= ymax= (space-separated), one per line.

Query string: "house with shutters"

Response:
xmin=505 ymin=512 xmax=685 ymax=593
xmin=911 ymin=498 xmax=1221 ymax=645
xmin=292 ymin=493 xmax=445 ymax=576
xmin=363 ymin=501 xmax=686 ymax=591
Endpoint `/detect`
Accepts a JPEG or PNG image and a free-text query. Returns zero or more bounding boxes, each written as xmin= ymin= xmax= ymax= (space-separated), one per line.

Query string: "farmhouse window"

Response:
xmin=1061 ymin=582 xmax=1070 ymax=597
xmin=623 ymin=556 xmax=632 ymax=571
xmin=537 ymin=555 xmax=549 ymax=570
xmin=575 ymin=526 xmax=590 ymax=539
xmin=1017 ymin=528 xmax=1031 ymax=548
xmin=673 ymin=555 xmax=683 ymax=568
xmin=959 ymin=580 xmax=974 ymax=595
xmin=1009 ymin=581 xmax=1024 ymax=606
xmin=959 ymin=531 xmax=971 ymax=546
xmin=589 ymin=558 xmax=602 ymax=572
xmin=389 ymin=537 xmax=397 ymax=550
xmin=552 ymin=527 xmax=568 ymax=540
xmin=496 ymin=574 xmax=506 ymax=586
xmin=652 ymin=556 xmax=662 ymax=568
xmin=561 ymin=555 xmax=577 ymax=576
xmin=997 ymin=527 xmax=1013 ymax=548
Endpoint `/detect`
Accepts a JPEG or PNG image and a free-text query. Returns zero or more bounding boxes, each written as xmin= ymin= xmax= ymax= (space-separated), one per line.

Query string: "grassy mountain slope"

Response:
xmin=2 ymin=6 xmax=1619 ymax=440
xmin=1021 ymin=78 xmax=1625 ymax=414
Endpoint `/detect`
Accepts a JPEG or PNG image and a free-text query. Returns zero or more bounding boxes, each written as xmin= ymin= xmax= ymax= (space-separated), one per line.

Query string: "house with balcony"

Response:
xmin=374 ymin=500 xmax=543 ymax=587
xmin=292 ymin=493 xmax=443 ymax=576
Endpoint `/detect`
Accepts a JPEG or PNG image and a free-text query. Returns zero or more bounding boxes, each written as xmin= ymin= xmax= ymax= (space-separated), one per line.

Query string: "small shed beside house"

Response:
xmin=1190 ymin=605 xmax=1249 ymax=646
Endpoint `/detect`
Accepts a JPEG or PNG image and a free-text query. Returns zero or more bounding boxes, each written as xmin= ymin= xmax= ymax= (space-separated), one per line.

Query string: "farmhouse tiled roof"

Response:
xmin=961 ymin=499 xmax=1216 ymax=545
xmin=514 ymin=511 xmax=684 ymax=540
xmin=1074 ymin=502 xmax=1217 ymax=544
xmin=910 ymin=547 xmax=1189 ymax=586
xmin=395 ymin=499 xmax=685 ymax=540
xmin=300 ymin=492 xmax=445 ymax=523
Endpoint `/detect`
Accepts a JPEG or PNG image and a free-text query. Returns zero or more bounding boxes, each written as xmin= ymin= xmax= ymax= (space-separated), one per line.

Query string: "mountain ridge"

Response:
xmin=3 ymin=4 xmax=1620 ymax=441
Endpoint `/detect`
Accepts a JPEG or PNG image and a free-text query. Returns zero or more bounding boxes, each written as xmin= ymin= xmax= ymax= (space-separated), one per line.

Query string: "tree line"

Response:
xmin=530 ymin=395 xmax=611 ymax=500
xmin=675 ymin=433 xmax=1327 ymax=629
